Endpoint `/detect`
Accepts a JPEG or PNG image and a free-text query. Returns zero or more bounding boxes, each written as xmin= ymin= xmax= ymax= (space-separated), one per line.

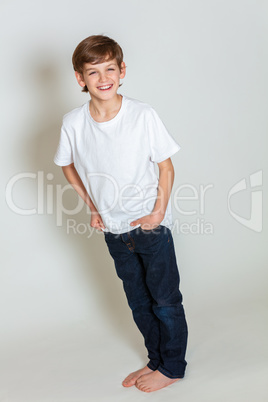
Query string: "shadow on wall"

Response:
xmin=20 ymin=56 xmax=143 ymax=359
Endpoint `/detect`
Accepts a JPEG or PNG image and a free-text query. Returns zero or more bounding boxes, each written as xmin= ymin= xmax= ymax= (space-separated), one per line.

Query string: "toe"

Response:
xmin=122 ymin=379 xmax=133 ymax=387
xmin=135 ymin=381 xmax=141 ymax=389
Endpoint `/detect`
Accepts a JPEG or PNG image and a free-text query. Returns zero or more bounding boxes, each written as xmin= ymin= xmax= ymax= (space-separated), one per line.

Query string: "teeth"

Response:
xmin=99 ymin=85 xmax=112 ymax=90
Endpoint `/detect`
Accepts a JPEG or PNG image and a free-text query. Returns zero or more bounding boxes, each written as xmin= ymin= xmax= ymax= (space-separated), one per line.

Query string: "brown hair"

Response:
xmin=72 ymin=35 xmax=124 ymax=93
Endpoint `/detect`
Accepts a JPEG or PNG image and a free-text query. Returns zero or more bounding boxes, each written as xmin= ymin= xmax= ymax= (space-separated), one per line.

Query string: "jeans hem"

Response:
xmin=147 ymin=361 xmax=159 ymax=371
xmin=157 ymin=365 xmax=185 ymax=379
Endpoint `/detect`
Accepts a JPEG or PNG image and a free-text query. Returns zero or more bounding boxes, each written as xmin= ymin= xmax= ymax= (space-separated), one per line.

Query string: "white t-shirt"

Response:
xmin=54 ymin=95 xmax=181 ymax=234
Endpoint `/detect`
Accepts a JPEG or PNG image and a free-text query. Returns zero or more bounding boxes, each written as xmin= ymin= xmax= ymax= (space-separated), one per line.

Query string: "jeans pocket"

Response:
xmin=140 ymin=224 xmax=162 ymax=233
xmin=104 ymin=231 xmax=121 ymax=242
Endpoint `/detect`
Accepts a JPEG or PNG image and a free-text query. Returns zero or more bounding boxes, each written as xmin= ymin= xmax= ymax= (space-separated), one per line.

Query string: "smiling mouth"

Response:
xmin=98 ymin=84 xmax=113 ymax=91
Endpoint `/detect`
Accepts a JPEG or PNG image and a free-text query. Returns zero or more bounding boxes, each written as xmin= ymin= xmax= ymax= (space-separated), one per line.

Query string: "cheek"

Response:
xmin=85 ymin=77 xmax=96 ymax=87
xmin=111 ymin=73 xmax=121 ymax=81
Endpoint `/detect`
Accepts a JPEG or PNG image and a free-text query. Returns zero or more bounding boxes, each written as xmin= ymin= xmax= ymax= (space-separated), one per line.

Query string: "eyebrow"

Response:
xmin=85 ymin=63 xmax=116 ymax=72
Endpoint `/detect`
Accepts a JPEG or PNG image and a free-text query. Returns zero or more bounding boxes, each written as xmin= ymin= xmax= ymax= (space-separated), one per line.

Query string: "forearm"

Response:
xmin=152 ymin=159 xmax=175 ymax=218
xmin=61 ymin=163 xmax=98 ymax=213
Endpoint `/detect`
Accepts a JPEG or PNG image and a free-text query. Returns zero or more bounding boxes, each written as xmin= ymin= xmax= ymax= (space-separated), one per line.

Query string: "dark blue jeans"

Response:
xmin=104 ymin=224 xmax=188 ymax=379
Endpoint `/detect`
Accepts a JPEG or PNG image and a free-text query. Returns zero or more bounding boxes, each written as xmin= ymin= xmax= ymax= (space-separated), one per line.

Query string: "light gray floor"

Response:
xmin=1 ymin=300 xmax=267 ymax=402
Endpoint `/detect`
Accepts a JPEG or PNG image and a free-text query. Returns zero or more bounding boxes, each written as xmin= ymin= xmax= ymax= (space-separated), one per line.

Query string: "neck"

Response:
xmin=89 ymin=94 xmax=122 ymax=120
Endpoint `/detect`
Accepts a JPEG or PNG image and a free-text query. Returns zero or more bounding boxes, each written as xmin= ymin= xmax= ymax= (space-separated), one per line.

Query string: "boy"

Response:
xmin=54 ymin=35 xmax=188 ymax=393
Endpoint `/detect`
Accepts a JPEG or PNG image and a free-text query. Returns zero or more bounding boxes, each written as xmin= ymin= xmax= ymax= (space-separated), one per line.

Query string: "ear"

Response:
xmin=75 ymin=71 xmax=86 ymax=88
xmin=120 ymin=62 xmax=126 ymax=79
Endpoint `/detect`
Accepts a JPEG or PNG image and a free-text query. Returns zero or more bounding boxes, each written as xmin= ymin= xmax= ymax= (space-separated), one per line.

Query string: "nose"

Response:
xmin=99 ymin=72 xmax=107 ymax=83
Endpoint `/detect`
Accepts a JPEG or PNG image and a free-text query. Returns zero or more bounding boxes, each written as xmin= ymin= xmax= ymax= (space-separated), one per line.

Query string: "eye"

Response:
xmin=108 ymin=68 xmax=115 ymax=71
xmin=89 ymin=71 xmax=96 ymax=75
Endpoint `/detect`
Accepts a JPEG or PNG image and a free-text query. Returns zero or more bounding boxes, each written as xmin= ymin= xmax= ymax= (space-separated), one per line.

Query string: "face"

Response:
xmin=75 ymin=58 xmax=126 ymax=101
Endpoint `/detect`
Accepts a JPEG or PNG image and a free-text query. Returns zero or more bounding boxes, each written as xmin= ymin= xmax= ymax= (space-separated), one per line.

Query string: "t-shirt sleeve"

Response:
xmin=53 ymin=123 xmax=74 ymax=166
xmin=147 ymin=108 xmax=181 ymax=163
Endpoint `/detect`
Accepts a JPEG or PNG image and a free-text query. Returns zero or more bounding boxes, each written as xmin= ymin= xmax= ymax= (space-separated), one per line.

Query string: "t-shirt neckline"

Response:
xmin=86 ymin=94 xmax=125 ymax=126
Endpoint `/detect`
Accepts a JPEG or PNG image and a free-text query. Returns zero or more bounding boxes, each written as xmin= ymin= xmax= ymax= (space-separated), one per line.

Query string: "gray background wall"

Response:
xmin=1 ymin=1 xmax=267 ymax=401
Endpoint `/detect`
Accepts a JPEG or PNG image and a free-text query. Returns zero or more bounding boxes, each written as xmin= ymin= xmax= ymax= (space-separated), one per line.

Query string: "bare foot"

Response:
xmin=122 ymin=366 xmax=153 ymax=387
xmin=135 ymin=370 xmax=180 ymax=392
